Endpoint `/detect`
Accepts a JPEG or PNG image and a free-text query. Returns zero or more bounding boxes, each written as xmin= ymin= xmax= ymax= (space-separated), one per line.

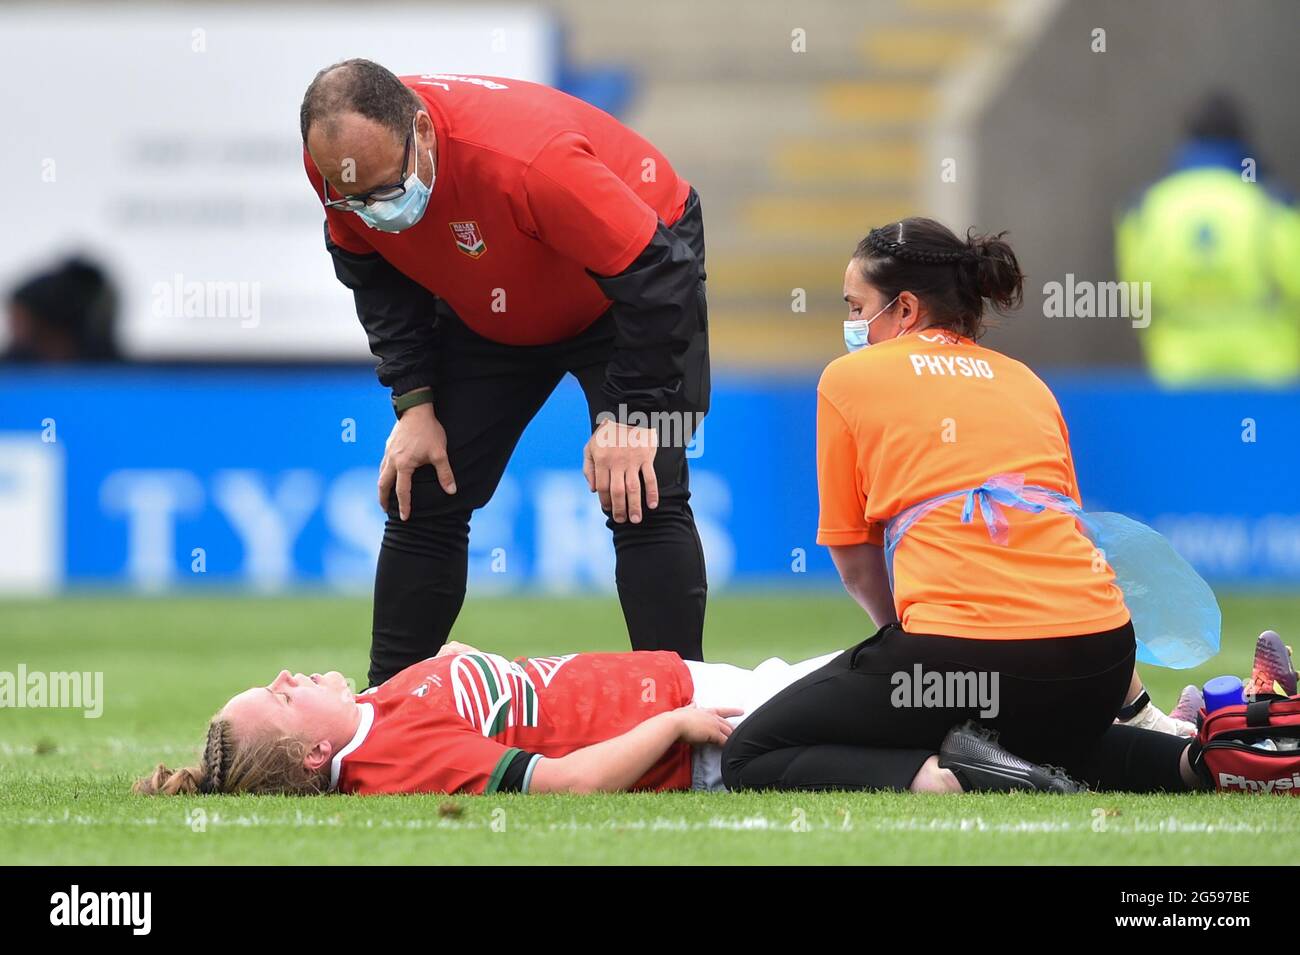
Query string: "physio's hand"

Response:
xmin=582 ymin=419 xmax=658 ymax=523
xmin=673 ymin=705 xmax=744 ymax=746
xmin=379 ymin=401 xmax=456 ymax=521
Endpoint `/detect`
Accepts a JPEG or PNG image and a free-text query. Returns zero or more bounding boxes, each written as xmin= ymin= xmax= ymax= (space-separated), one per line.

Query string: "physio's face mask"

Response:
xmin=843 ymin=294 xmax=900 ymax=352
xmin=329 ymin=117 xmax=435 ymax=234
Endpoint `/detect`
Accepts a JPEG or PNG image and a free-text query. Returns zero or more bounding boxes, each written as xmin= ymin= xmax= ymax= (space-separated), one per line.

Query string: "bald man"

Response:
xmin=300 ymin=60 xmax=709 ymax=686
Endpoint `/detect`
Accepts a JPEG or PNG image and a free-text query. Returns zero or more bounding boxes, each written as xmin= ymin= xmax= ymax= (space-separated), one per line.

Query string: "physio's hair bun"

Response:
xmin=854 ymin=217 xmax=1025 ymax=339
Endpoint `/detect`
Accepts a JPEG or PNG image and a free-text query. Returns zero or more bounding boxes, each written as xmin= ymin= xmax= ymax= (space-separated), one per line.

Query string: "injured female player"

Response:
xmin=133 ymin=640 xmax=841 ymax=796
xmin=136 ymin=623 xmax=1289 ymax=798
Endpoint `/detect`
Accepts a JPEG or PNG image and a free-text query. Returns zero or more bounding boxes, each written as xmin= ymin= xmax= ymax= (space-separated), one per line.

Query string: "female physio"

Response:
xmin=721 ymin=218 xmax=1204 ymax=794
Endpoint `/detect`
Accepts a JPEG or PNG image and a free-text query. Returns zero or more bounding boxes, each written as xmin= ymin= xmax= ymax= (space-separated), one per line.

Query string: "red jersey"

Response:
xmin=332 ymin=650 xmax=696 ymax=795
xmin=304 ymin=73 xmax=691 ymax=346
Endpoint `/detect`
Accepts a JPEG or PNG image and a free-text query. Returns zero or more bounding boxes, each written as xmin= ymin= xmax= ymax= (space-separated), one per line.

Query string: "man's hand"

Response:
xmin=379 ymin=398 xmax=456 ymax=521
xmin=582 ymin=418 xmax=658 ymax=524
xmin=673 ymin=705 xmax=744 ymax=746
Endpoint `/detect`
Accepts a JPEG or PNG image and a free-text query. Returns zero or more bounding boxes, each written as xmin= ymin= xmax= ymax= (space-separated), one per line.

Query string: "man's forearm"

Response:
xmin=590 ymin=221 xmax=702 ymax=416
xmin=529 ymin=711 xmax=682 ymax=793
xmin=325 ymin=223 xmax=440 ymax=395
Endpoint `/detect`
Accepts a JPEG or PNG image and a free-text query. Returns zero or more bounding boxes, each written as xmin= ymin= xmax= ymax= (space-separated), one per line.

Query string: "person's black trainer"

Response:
xmin=938 ymin=721 xmax=1086 ymax=793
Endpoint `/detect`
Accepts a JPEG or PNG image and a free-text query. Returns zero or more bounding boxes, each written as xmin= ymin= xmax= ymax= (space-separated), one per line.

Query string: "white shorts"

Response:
xmin=685 ymin=650 xmax=841 ymax=791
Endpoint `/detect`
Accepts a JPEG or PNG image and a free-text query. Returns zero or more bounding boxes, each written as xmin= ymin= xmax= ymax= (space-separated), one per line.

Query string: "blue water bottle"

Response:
xmin=1203 ymin=675 xmax=1245 ymax=714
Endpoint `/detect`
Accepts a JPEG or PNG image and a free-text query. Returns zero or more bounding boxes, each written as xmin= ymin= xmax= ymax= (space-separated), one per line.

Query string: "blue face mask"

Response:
xmin=843 ymin=294 xmax=900 ymax=352
xmin=354 ymin=123 xmax=434 ymax=234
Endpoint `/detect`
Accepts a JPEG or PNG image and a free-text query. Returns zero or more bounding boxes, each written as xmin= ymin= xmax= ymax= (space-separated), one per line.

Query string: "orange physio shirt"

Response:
xmin=816 ymin=329 xmax=1130 ymax=639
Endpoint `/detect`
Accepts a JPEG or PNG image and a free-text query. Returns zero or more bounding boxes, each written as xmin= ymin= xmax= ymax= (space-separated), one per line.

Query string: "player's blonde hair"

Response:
xmin=133 ymin=716 xmax=329 ymax=797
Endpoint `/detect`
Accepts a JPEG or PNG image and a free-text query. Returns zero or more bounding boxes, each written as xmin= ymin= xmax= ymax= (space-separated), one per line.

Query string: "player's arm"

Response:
xmin=400 ymin=707 xmax=738 ymax=795
xmin=528 ymin=706 xmax=739 ymax=794
xmin=523 ymin=131 xmax=700 ymax=419
xmin=435 ymin=640 xmax=480 ymax=657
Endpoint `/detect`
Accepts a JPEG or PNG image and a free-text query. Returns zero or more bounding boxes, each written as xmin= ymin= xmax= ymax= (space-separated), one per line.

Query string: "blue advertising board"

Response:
xmin=0 ymin=365 xmax=1296 ymax=593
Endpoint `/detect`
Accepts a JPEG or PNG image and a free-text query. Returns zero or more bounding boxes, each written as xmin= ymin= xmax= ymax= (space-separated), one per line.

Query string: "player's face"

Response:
xmin=221 ymin=670 xmax=355 ymax=740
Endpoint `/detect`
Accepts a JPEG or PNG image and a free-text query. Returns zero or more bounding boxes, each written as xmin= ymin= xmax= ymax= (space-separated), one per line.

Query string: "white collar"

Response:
xmin=329 ymin=702 xmax=374 ymax=791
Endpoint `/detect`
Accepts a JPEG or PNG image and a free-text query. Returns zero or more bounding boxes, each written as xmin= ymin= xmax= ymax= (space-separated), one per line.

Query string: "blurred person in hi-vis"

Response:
xmin=1116 ymin=91 xmax=1300 ymax=386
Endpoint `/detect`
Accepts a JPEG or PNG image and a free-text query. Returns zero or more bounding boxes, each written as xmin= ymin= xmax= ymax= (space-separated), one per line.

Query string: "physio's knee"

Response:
xmin=719 ymin=735 xmax=752 ymax=792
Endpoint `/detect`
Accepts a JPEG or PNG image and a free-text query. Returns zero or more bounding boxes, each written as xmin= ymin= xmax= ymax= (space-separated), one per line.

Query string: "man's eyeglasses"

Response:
xmin=320 ymin=126 xmax=414 ymax=211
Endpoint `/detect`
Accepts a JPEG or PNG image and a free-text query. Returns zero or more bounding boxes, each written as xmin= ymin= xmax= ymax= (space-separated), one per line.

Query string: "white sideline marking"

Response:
xmin=3 ymin=812 xmax=1283 ymax=836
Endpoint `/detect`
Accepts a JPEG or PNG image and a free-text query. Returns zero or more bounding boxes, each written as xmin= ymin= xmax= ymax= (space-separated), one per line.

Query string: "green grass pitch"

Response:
xmin=2 ymin=592 xmax=1299 ymax=865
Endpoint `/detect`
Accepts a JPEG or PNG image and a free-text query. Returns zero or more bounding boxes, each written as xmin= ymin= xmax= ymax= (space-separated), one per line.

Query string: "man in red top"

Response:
xmin=299 ymin=60 xmax=710 ymax=686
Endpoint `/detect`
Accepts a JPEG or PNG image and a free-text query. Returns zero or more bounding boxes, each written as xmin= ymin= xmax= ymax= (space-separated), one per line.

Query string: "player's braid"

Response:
xmin=136 ymin=711 xmax=330 ymax=796
xmin=866 ymin=226 xmax=972 ymax=266
xmin=199 ymin=720 xmax=232 ymax=794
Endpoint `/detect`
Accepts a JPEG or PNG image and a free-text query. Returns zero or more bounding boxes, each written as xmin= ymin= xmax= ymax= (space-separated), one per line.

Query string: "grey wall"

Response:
xmin=972 ymin=0 xmax=1300 ymax=367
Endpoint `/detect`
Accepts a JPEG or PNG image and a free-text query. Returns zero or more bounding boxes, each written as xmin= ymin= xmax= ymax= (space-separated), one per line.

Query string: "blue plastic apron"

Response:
xmin=881 ymin=473 xmax=1220 ymax=669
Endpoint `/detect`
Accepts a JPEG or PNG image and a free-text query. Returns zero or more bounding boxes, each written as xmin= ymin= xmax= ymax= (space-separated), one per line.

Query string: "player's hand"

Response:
xmin=582 ymin=419 xmax=658 ymax=524
xmin=379 ymin=400 xmax=456 ymax=521
xmin=673 ymin=705 xmax=744 ymax=746
xmin=436 ymin=640 xmax=477 ymax=657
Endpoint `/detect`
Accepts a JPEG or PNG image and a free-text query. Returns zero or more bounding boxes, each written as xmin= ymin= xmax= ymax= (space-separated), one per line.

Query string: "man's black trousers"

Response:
xmin=368 ymin=196 xmax=710 ymax=686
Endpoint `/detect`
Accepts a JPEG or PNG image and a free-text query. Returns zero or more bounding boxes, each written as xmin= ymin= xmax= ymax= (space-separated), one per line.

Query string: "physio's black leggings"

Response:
xmin=721 ymin=621 xmax=1193 ymax=793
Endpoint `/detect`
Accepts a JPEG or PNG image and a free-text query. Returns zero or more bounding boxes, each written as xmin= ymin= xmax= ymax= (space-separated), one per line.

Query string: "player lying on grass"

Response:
xmin=135 ymin=642 xmax=837 ymax=796
xmin=135 ymin=631 xmax=1245 ymax=798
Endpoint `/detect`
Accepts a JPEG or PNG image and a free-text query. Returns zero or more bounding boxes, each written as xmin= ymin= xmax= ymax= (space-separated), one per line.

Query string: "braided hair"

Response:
xmin=853 ymin=217 xmax=1024 ymax=340
xmin=198 ymin=720 xmax=233 ymax=794
xmin=133 ymin=716 xmax=329 ymax=797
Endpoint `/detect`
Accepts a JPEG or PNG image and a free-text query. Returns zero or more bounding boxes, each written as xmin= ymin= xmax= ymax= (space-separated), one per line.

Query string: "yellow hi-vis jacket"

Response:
xmin=1116 ymin=143 xmax=1300 ymax=385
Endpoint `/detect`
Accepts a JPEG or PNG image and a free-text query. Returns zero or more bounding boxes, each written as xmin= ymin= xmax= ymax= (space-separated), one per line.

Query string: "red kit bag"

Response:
xmin=1195 ymin=696 xmax=1300 ymax=794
